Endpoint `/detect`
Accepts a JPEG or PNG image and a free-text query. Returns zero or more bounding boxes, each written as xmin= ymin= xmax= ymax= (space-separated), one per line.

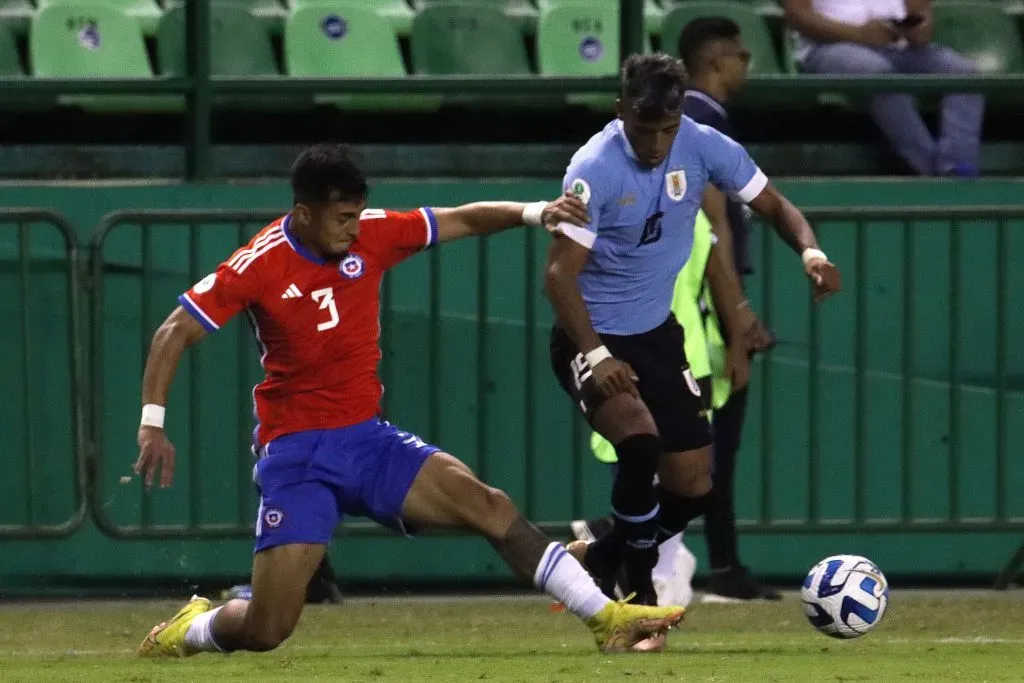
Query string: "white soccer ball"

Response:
xmin=801 ymin=554 xmax=889 ymax=638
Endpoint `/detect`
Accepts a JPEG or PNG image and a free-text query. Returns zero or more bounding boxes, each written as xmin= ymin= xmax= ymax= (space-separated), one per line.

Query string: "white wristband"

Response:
xmin=521 ymin=201 xmax=548 ymax=227
xmin=140 ymin=404 xmax=165 ymax=429
xmin=584 ymin=345 xmax=612 ymax=369
xmin=801 ymin=248 xmax=828 ymax=265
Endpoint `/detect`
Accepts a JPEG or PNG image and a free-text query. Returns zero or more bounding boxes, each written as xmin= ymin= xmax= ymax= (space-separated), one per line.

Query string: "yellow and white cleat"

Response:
xmin=586 ymin=597 xmax=684 ymax=653
xmin=138 ymin=595 xmax=212 ymax=657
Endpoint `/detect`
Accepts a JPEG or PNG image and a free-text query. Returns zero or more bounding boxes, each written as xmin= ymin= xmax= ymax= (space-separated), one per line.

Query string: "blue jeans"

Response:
xmin=801 ymin=43 xmax=984 ymax=175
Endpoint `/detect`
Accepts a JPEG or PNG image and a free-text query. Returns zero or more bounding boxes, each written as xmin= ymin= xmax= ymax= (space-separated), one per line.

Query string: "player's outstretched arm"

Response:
xmin=748 ymin=184 xmax=842 ymax=303
xmin=134 ymin=306 xmax=207 ymax=489
xmin=544 ymin=234 xmax=639 ymax=399
xmin=431 ymin=192 xmax=589 ymax=244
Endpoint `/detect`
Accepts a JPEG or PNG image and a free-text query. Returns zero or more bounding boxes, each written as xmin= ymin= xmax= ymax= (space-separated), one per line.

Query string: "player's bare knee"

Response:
xmin=593 ymin=395 xmax=659 ymax=443
xmin=463 ymin=482 xmax=517 ymax=536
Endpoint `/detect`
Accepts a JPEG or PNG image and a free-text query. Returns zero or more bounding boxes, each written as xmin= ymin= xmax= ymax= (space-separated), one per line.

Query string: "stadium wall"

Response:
xmin=2 ymin=178 xmax=1023 ymax=593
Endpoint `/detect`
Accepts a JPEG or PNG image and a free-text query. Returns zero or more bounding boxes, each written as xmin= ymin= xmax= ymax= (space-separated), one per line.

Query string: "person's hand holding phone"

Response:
xmin=892 ymin=14 xmax=931 ymax=47
xmin=856 ymin=19 xmax=899 ymax=47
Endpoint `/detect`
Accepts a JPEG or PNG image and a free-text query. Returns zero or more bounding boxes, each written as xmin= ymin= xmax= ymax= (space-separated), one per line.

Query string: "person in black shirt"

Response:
xmin=680 ymin=16 xmax=781 ymax=602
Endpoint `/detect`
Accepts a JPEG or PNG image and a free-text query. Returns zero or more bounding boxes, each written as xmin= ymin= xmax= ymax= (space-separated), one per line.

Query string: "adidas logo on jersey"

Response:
xmin=281 ymin=284 xmax=303 ymax=299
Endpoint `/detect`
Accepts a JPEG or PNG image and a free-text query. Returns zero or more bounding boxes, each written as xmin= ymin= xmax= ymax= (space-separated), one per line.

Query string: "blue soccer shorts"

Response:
xmin=252 ymin=418 xmax=440 ymax=553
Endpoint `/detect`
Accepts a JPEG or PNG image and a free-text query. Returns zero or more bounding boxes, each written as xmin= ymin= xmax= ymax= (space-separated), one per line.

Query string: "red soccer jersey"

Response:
xmin=178 ymin=207 xmax=438 ymax=446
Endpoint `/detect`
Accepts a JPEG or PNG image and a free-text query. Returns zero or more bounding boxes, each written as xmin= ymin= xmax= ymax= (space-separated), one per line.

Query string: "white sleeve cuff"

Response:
xmin=550 ymin=222 xmax=596 ymax=249
xmin=733 ymin=168 xmax=768 ymax=204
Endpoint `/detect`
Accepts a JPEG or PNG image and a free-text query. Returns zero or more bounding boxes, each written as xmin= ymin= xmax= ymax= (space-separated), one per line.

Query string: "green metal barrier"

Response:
xmin=745 ymin=207 xmax=1024 ymax=532
xmin=90 ymin=210 xmax=279 ymax=539
xmin=0 ymin=209 xmax=86 ymax=538
xmin=87 ymin=205 xmax=1024 ymax=583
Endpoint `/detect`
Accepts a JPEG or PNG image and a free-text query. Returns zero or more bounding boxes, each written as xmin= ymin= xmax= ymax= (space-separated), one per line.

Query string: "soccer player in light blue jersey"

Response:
xmin=545 ymin=53 xmax=841 ymax=612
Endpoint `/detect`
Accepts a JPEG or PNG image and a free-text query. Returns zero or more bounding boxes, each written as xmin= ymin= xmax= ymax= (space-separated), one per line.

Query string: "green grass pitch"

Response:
xmin=0 ymin=592 xmax=1021 ymax=681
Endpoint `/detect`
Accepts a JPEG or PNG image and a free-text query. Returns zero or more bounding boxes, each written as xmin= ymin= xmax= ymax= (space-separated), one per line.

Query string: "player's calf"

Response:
xmin=400 ymin=452 xmax=683 ymax=649
xmin=173 ymin=542 xmax=325 ymax=656
xmin=584 ymin=430 xmax=663 ymax=605
xmin=655 ymin=447 xmax=715 ymax=540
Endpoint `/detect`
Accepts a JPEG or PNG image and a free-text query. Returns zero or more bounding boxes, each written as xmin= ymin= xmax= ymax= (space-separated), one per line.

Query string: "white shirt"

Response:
xmin=810 ymin=0 xmax=907 ymax=25
xmin=793 ymin=0 xmax=908 ymax=61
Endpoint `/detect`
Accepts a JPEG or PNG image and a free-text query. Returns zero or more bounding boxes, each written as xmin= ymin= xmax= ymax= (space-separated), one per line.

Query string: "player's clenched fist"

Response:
xmin=591 ymin=357 xmax=640 ymax=400
xmin=804 ymin=258 xmax=842 ymax=304
xmin=135 ymin=426 xmax=176 ymax=489
xmin=541 ymin=190 xmax=590 ymax=228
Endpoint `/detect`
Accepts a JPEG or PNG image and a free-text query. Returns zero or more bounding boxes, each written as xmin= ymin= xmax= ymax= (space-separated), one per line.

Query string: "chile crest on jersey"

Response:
xmin=339 ymin=253 xmax=365 ymax=279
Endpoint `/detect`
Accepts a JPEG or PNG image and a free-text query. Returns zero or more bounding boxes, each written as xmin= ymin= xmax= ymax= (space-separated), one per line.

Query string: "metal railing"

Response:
xmin=0 ymin=203 xmax=1015 ymax=584
xmin=748 ymin=207 xmax=1024 ymax=533
xmin=89 ymin=210 xmax=282 ymax=539
xmin=0 ymin=210 xmax=87 ymax=538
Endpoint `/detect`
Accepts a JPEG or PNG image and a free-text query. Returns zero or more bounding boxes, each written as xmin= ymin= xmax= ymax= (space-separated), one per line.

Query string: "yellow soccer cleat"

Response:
xmin=586 ymin=597 xmax=684 ymax=653
xmin=138 ymin=595 xmax=213 ymax=657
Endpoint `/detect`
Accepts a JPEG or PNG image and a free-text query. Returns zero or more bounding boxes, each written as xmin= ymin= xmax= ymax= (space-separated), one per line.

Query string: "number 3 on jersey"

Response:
xmin=311 ymin=287 xmax=340 ymax=331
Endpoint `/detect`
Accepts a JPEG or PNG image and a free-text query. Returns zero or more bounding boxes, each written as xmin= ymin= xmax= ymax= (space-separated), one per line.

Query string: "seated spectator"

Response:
xmin=784 ymin=0 xmax=984 ymax=177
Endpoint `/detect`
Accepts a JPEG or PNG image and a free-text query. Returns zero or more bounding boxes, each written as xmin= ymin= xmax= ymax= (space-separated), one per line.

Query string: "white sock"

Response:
xmin=534 ymin=542 xmax=611 ymax=621
xmin=184 ymin=606 xmax=226 ymax=653
xmin=653 ymin=532 xmax=683 ymax=581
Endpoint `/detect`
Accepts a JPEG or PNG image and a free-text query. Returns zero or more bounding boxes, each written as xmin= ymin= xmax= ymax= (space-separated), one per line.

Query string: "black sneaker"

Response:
xmin=703 ymin=565 xmax=781 ymax=604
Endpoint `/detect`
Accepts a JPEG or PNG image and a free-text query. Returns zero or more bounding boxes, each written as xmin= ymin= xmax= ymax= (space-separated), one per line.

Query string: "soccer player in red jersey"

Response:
xmin=134 ymin=144 xmax=685 ymax=657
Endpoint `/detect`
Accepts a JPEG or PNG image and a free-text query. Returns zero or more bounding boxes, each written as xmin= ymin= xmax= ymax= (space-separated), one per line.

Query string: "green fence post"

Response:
xmin=900 ymin=219 xmax=914 ymax=521
xmin=185 ymin=0 xmax=212 ymax=180
xmin=948 ymin=219 xmax=961 ymax=521
xmin=620 ymin=0 xmax=645 ymax=62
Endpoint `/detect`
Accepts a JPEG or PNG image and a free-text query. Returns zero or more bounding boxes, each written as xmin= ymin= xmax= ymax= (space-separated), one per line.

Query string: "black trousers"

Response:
xmin=704 ymin=386 xmax=748 ymax=570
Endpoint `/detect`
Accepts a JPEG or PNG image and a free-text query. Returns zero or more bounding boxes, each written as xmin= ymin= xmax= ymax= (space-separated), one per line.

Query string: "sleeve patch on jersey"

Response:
xmin=568 ymin=178 xmax=592 ymax=205
xmin=734 ymin=168 xmax=768 ymax=204
xmin=192 ymin=272 xmax=216 ymax=294
xmin=360 ymin=209 xmax=387 ymax=220
xmin=550 ymin=221 xmax=596 ymax=249
xmin=178 ymin=293 xmax=220 ymax=332
xmin=420 ymin=206 xmax=439 ymax=248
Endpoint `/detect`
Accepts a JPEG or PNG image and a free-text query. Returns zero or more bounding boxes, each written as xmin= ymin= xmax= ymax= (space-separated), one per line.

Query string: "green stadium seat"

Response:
xmin=159 ymin=4 xmax=292 ymax=110
xmin=284 ymin=2 xmax=439 ymax=110
xmin=31 ymin=6 xmax=150 ymax=77
xmin=538 ymin=2 xmax=647 ymax=111
xmin=38 ymin=0 xmax=164 ymax=35
xmin=164 ymin=0 xmax=287 ymax=33
xmin=289 ymin=0 xmax=413 ymax=35
xmin=537 ymin=2 xmax=620 ymax=76
xmin=536 ymin=0 xmax=664 ymax=35
xmin=661 ymin=1 xmax=781 ymax=74
xmin=30 ymin=4 xmax=178 ymax=111
xmin=932 ymin=0 xmax=1024 ymax=73
xmin=411 ymin=1 xmax=538 ymax=33
xmin=410 ymin=4 xmax=530 ymax=74
xmin=157 ymin=4 xmax=279 ymax=77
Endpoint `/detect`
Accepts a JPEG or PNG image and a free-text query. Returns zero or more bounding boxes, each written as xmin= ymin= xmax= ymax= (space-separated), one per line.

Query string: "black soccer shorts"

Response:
xmin=549 ymin=314 xmax=712 ymax=454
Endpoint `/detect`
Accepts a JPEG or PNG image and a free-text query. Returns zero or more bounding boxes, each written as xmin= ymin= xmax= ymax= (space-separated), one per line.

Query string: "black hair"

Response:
xmin=620 ymin=52 xmax=686 ymax=121
xmin=290 ymin=143 xmax=368 ymax=205
xmin=678 ymin=17 xmax=742 ymax=72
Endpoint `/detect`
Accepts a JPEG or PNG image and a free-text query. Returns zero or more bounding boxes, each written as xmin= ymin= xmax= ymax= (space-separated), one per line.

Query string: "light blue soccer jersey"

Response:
xmin=558 ymin=117 xmax=767 ymax=335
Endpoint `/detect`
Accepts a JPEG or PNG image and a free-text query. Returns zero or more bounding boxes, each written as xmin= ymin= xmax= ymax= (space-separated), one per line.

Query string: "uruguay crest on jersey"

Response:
xmin=666 ymin=170 xmax=686 ymax=201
